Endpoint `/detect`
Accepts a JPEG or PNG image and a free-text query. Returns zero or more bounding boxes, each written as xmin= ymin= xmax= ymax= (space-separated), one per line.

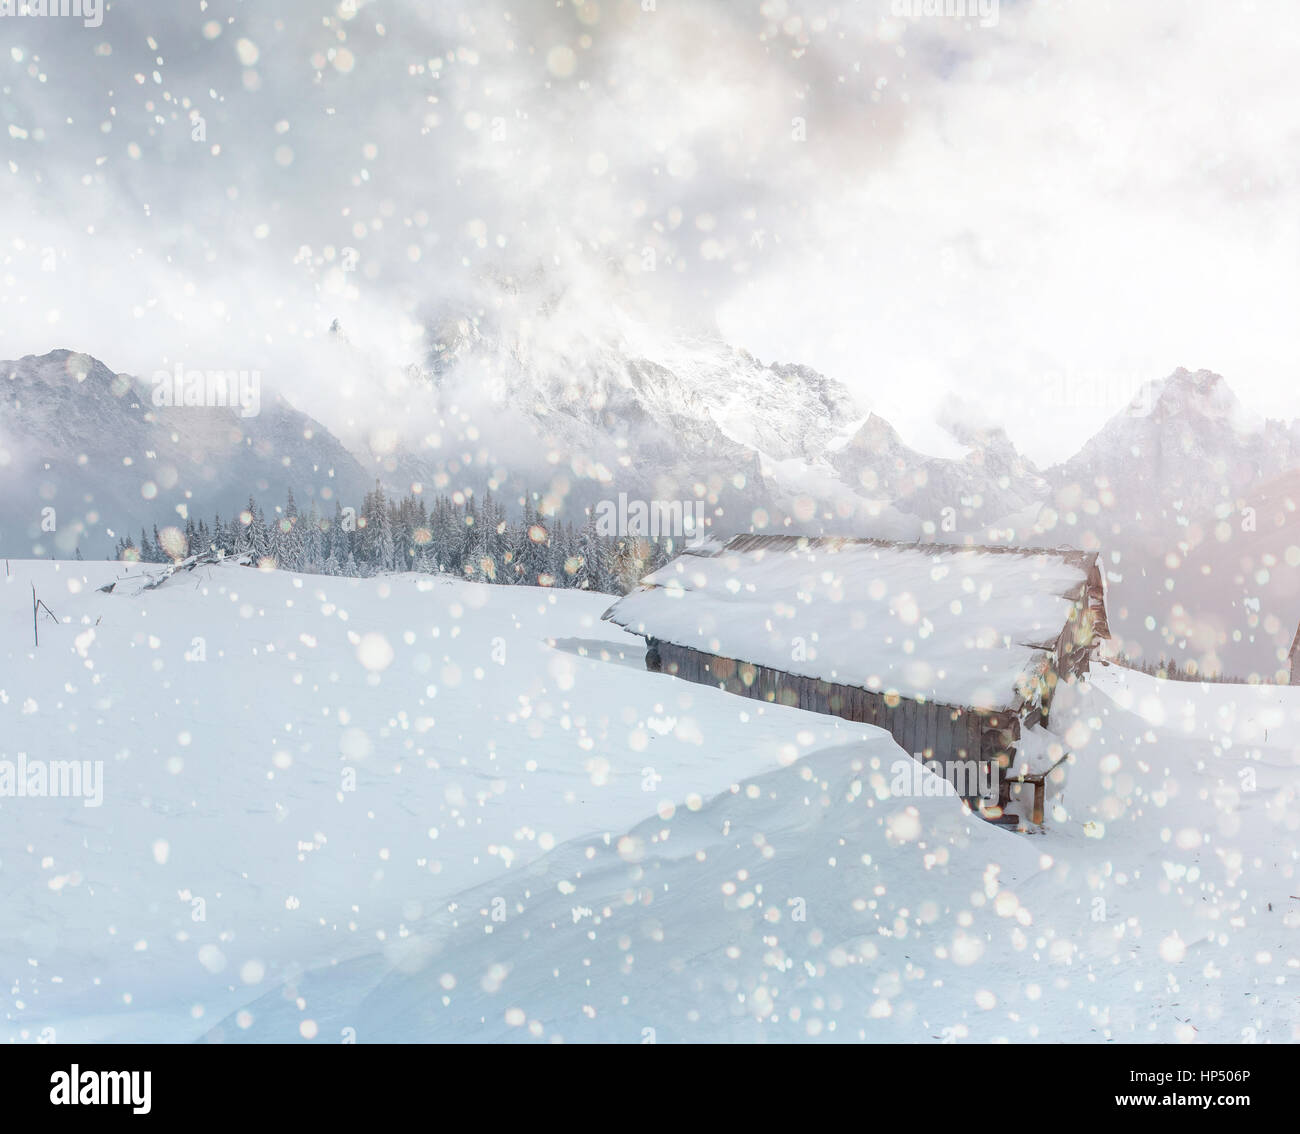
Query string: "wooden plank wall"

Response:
xmin=645 ymin=640 xmax=1015 ymax=804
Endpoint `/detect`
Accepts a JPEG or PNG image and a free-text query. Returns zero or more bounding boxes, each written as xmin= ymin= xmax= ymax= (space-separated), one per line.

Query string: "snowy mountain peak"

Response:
xmin=852 ymin=412 xmax=909 ymax=453
xmin=5 ymin=348 xmax=133 ymax=401
xmin=1131 ymin=367 xmax=1256 ymax=431
xmin=407 ymin=280 xmax=869 ymax=483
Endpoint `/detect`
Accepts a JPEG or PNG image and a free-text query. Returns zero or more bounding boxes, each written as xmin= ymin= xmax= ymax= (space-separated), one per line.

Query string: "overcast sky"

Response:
xmin=2 ymin=0 xmax=1297 ymax=464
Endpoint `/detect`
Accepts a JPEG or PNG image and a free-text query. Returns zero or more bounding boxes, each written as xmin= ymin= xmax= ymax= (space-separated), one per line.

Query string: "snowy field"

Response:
xmin=2 ymin=559 xmax=1297 ymax=1043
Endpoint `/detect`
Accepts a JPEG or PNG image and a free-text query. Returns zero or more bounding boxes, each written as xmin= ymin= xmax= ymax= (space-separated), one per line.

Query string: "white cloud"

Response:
xmin=1 ymin=0 xmax=1296 ymax=464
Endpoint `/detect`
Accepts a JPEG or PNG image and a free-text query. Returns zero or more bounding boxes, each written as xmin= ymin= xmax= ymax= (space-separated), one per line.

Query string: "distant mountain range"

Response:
xmin=0 ymin=349 xmax=376 ymax=556
xmin=3 ymin=323 xmax=1298 ymax=681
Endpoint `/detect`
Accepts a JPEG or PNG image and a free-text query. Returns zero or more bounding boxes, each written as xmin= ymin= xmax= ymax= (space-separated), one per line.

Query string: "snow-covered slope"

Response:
xmin=221 ymin=662 xmax=1300 ymax=1044
xmin=0 ymin=558 xmax=883 ymax=1041
xmin=3 ymin=561 xmax=1296 ymax=1043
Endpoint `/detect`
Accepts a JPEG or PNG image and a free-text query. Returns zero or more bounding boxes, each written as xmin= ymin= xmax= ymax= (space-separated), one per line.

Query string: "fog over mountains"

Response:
xmin=3 ymin=325 xmax=1298 ymax=681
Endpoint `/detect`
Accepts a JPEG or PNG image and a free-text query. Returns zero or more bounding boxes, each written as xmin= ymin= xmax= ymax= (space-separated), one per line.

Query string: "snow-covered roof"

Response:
xmin=603 ymin=535 xmax=1103 ymax=711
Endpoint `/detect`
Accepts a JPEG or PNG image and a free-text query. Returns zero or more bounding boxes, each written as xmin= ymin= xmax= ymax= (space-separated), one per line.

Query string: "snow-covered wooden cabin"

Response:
xmin=602 ymin=535 xmax=1109 ymax=822
xmin=1290 ymin=622 xmax=1300 ymax=685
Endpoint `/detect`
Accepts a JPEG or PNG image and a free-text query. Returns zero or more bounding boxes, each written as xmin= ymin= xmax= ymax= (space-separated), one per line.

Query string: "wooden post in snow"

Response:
xmin=31 ymin=587 xmax=59 ymax=647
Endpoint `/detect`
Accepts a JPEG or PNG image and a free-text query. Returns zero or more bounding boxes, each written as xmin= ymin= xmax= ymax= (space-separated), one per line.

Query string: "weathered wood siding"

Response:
xmin=645 ymin=640 xmax=1010 ymax=805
